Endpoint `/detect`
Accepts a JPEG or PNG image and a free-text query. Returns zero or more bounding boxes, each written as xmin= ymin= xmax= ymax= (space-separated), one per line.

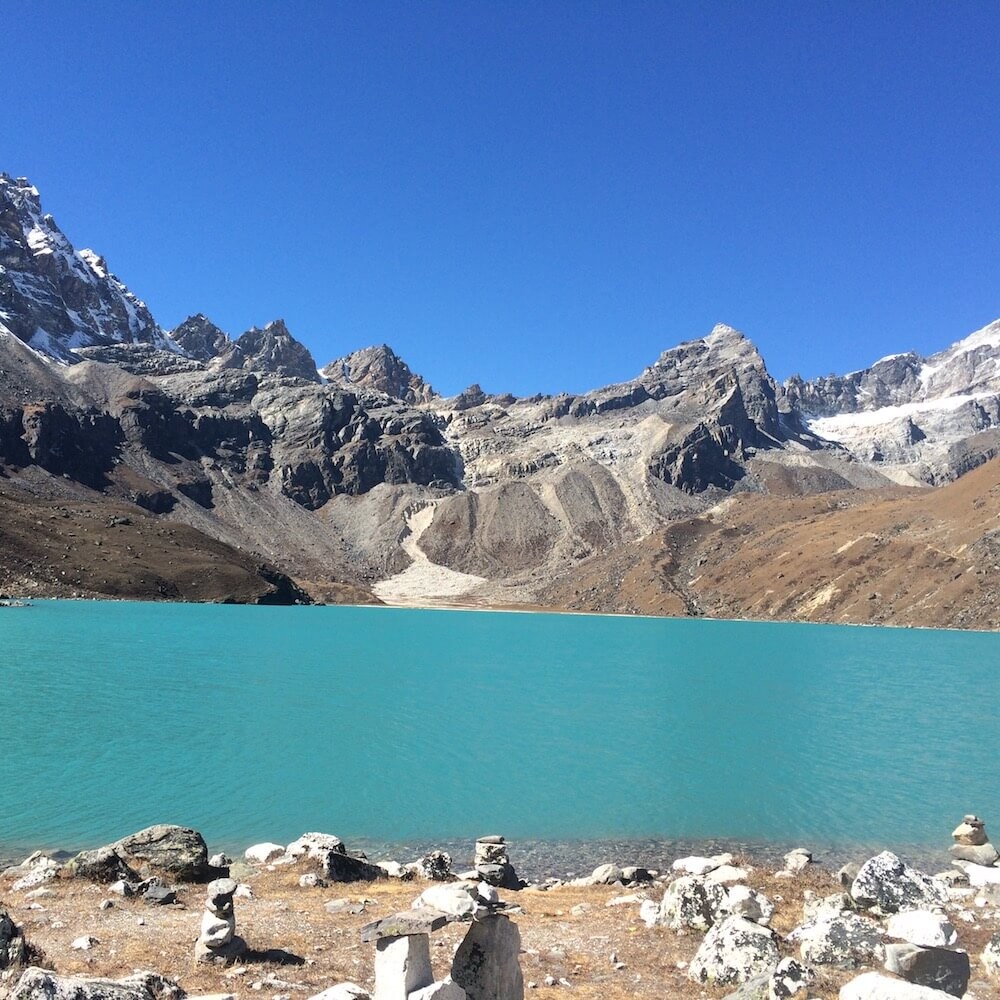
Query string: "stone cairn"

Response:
xmin=949 ymin=814 xmax=999 ymax=867
xmin=358 ymin=837 xmax=525 ymax=1000
xmin=473 ymin=836 xmax=521 ymax=891
xmin=194 ymin=877 xmax=246 ymax=964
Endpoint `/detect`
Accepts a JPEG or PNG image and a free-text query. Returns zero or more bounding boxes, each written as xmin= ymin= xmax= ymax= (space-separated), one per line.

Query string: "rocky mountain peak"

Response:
xmin=320 ymin=343 xmax=436 ymax=402
xmin=0 ymin=173 xmax=175 ymax=362
xmin=171 ymin=314 xmax=231 ymax=361
xmin=216 ymin=318 xmax=320 ymax=382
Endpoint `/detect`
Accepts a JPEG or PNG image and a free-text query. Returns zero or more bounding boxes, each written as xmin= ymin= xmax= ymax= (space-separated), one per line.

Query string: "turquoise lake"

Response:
xmin=1 ymin=601 xmax=998 ymax=873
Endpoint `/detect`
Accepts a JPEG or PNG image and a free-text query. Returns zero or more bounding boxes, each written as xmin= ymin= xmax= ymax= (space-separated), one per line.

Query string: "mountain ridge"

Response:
xmin=2 ymin=172 xmax=999 ymax=627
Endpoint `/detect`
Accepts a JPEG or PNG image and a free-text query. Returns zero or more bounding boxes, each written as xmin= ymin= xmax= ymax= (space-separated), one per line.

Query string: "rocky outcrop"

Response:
xmin=216 ymin=319 xmax=320 ymax=382
xmin=321 ymin=345 xmax=436 ymax=403
xmin=170 ymin=314 xmax=230 ymax=361
xmin=0 ymin=907 xmax=27 ymax=970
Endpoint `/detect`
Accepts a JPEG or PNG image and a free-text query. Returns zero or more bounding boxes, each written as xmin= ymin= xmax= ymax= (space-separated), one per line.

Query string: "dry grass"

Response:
xmin=2 ymin=860 xmax=999 ymax=1000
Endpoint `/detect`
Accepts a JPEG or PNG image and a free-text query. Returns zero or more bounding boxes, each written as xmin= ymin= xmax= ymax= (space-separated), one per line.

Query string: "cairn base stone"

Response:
xmin=373 ymin=934 xmax=433 ymax=1000
xmin=948 ymin=842 xmax=999 ymax=866
xmin=451 ymin=915 xmax=524 ymax=1000
xmin=194 ymin=935 xmax=247 ymax=965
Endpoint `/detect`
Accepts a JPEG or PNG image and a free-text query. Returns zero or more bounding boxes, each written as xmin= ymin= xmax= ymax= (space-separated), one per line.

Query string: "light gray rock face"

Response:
xmin=656 ymin=874 xmax=729 ymax=930
xmin=789 ymin=912 xmax=883 ymax=969
xmin=838 ymin=971 xmax=959 ymax=999
xmin=885 ymin=911 xmax=958 ymax=947
xmin=850 ymin=852 xmax=945 ymax=915
xmin=245 ymin=842 xmax=285 ymax=864
xmin=450 ymin=914 xmax=524 ymax=1000
xmin=8 ymin=967 xmax=184 ymax=1000
xmin=687 ymin=915 xmax=781 ymax=986
xmin=883 ymin=943 xmax=970 ymax=997
xmin=373 ymin=934 xmax=433 ymax=1000
xmin=952 ymin=815 xmax=988 ymax=846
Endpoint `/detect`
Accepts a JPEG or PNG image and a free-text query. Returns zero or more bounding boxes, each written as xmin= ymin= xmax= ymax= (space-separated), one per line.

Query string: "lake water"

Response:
xmin=1 ymin=601 xmax=997 ymax=876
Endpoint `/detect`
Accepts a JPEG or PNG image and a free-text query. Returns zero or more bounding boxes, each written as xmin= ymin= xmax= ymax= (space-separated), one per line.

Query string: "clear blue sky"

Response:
xmin=5 ymin=1 xmax=999 ymax=395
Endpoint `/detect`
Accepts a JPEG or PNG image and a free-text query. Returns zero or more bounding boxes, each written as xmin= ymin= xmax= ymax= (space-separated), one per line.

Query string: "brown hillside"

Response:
xmin=0 ymin=477 xmax=308 ymax=605
xmin=543 ymin=458 xmax=1000 ymax=631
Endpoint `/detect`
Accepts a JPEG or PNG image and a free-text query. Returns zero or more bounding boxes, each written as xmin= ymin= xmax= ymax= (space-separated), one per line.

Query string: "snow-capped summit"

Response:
xmin=0 ymin=173 xmax=178 ymax=362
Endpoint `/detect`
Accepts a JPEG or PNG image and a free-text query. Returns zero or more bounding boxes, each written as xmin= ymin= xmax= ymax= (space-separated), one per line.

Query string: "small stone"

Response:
xmin=98 ymin=900 xmax=113 ymax=910
xmin=782 ymin=849 xmax=812 ymax=874
xmin=71 ymin=935 xmax=98 ymax=950
xmin=672 ymin=853 xmax=734 ymax=876
xmin=299 ymin=873 xmax=327 ymax=888
xmin=414 ymin=883 xmax=480 ymax=919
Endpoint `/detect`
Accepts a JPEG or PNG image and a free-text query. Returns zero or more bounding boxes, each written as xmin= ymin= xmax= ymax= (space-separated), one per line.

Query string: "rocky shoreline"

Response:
xmin=3 ymin=819 xmax=1000 ymax=999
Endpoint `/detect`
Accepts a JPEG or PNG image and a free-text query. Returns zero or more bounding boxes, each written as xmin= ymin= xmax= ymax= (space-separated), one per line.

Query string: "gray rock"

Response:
xmin=688 ymin=915 xmax=780 ymax=986
xmin=850 ymin=852 xmax=944 ymax=914
xmin=722 ymin=885 xmax=775 ymax=926
xmin=374 ymin=933 xmax=433 ymax=1000
xmin=672 ymin=853 xmax=734 ymax=876
xmin=769 ymin=957 xmax=814 ymax=999
xmin=838 ymin=971 xmax=959 ymax=999
xmin=782 ymin=849 xmax=813 ymax=874
xmin=361 ymin=908 xmax=452 ymax=942
xmin=0 ymin=907 xmax=27 ymax=969
xmin=142 ymin=885 xmax=177 ymax=905
xmin=947 ymin=841 xmax=998 ymax=865
xmin=981 ymin=931 xmax=1000 ymax=978
xmin=413 ymin=883 xmax=481 ymax=919
xmin=115 ymin=824 xmax=218 ymax=881
xmin=722 ymin=974 xmax=769 ymax=1000
xmin=588 ymin=863 xmax=624 ymax=885
xmin=883 ymin=942 xmax=970 ymax=997
xmin=416 ymin=851 xmax=454 ymax=882
xmin=245 ymin=842 xmax=286 ymax=864
xmin=286 ymin=832 xmax=346 ymax=860
xmin=68 ymin=846 xmax=139 ymax=884
xmin=324 ymin=851 xmax=388 ymax=884
xmin=656 ymin=874 xmax=728 ymax=930
xmin=838 ymin=863 xmax=861 ymax=888
xmin=8 ymin=854 xmax=60 ymax=891
xmin=451 ymin=914 xmax=524 ymax=1000
xmin=8 ymin=967 xmax=184 ymax=1000
xmin=789 ymin=912 xmax=883 ymax=969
